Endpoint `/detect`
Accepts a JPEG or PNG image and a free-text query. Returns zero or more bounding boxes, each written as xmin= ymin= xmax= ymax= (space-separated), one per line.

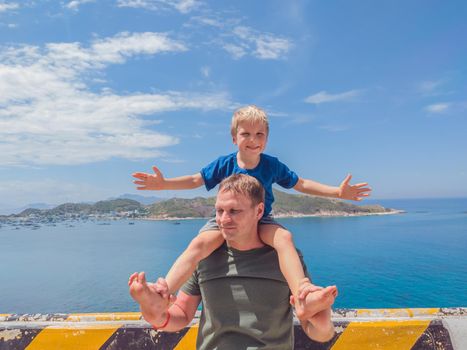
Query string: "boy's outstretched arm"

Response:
xmin=293 ymin=174 xmax=371 ymax=201
xmin=132 ymin=166 xmax=204 ymax=191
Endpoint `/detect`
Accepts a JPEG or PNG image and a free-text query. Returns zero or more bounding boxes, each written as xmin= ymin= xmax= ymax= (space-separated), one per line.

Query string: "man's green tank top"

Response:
xmin=181 ymin=243 xmax=308 ymax=350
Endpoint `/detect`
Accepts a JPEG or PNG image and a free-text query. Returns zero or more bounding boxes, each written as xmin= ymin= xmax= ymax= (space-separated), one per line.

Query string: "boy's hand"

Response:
xmin=132 ymin=166 xmax=166 ymax=190
xmin=338 ymin=174 xmax=371 ymax=201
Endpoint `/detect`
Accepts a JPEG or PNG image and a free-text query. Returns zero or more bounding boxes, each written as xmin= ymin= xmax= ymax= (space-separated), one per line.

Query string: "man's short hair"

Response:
xmin=230 ymin=105 xmax=269 ymax=137
xmin=218 ymin=174 xmax=265 ymax=206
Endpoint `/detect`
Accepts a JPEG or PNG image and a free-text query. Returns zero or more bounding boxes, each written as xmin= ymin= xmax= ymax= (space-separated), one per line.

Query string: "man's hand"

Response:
xmin=153 ymin=277 xmax=177 ymax=304
xmin=338 ymin=174 xmax=371 ymax=201
xmin=291 ymin=278 xmax=337 ymax=321
xmin=132 ymin=166 xmax=166 ymax=191
xmin=291 ymin=278 xmax=337 ymax=343
xmin=128 ymin=272 xmax=173 ymax=326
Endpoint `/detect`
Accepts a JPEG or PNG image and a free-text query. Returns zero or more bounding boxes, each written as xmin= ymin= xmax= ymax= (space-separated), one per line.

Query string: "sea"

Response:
xmin=1 ymin=198 xmax=466 ymax=314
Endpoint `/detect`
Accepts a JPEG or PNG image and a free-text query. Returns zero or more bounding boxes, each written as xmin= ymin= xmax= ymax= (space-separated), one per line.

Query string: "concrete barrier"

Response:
xmin=1 ymin=308 xmax=466 ymax=349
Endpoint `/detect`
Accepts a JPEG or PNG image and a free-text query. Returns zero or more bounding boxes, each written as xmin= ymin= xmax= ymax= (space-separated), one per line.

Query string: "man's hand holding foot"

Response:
xmin=128 ymin=272 xmax=174 ymax=327
xmin=291 ymin=278 xmax=337 ymax=342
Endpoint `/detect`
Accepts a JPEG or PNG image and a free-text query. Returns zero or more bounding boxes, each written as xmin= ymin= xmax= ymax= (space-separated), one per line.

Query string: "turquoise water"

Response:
xmin=1 ymin=198 xmax=466 ymax=313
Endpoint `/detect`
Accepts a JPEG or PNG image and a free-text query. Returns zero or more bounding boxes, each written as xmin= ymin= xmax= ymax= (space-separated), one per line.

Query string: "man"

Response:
xmin=129 ymin=174 xmax=337 ymax=349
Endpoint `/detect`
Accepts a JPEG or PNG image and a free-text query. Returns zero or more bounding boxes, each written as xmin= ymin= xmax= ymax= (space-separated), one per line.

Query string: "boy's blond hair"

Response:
xmin=230 ymin=105 xmax=269 ymax=137
xmin=218 ymin=174 xmax=265 ymax=207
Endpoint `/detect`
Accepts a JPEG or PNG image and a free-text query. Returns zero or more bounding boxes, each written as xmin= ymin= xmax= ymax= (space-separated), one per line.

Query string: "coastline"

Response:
xmin=141 ymin=209 xmax=405 ymax=221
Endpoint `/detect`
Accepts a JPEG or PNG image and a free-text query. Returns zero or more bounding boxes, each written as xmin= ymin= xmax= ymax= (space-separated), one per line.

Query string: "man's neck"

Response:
xmin=227 ymin=240 xmax=265 ymax=251
xmin=236 ymin=152 xmax=261 ymax=170
xmin=226 ymin=228 xmax=264 ymax=251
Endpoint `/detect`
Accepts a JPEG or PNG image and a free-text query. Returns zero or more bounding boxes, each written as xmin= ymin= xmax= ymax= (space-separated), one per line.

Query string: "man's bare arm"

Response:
xmin=163 ymin=291 xmax=201 ymax=332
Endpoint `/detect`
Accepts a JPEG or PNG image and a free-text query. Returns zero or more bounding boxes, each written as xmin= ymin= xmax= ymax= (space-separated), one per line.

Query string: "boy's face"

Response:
xmin=232 ymin=121 xmax=268 ymax=156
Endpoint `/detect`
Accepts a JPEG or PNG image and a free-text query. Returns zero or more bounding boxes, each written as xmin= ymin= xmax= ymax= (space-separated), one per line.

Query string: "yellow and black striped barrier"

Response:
xmin=1 ymin=308 xmax=466 ymax=349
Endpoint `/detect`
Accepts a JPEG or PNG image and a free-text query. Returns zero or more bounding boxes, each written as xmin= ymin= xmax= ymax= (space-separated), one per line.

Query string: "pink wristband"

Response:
xmin=153 ymin=312 xmax=170 ymax=330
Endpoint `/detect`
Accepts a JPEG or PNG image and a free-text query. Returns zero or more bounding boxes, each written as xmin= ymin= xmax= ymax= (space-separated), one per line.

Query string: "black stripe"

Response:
xmin=293 ymin=321 xmax=349 ymax=350
xmin=0 ymin=328 xmax=42 ymax=350
xmin=411 ymin=320 xmax=454 ymax=350
xmin=99 ymin=326 xmax=191 ymax=350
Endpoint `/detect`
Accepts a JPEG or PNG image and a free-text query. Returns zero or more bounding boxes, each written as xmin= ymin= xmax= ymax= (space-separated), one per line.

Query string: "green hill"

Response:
xmin=148 ymin=197 xmax=215 ymax=218
xmin=8 ymin=191 xmax=398 ymax=220
xmin=272 ymin=190 xmax=393 ymax=216
xmin=14 ymin=199 xmax=143 ymax=217
xmin=145 ymin=189 xmax=397 ymax=219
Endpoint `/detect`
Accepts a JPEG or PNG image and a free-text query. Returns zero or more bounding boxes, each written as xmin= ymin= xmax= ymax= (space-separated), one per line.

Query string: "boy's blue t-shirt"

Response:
xmin=200 ymin=152 xmax=299 ymax=216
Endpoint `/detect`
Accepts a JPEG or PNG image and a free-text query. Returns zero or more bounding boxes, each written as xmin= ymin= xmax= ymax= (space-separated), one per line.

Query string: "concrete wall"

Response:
xmin=1 ymin=308 xmax=466 ymax=349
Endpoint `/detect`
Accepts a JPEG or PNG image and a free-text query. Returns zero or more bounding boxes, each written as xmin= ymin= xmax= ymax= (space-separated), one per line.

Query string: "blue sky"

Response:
xmin=1 ymin=0 xmax=466 ymax=214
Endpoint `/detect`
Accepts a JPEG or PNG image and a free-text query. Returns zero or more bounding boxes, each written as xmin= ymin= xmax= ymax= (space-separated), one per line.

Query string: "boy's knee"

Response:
xmin=260 ymin=225 xmax=294 ymax=246
xmin=189 ymin=230 xmax=223 ymax=256
xmin=188 ymin=234 xmax=208 ymax=252
xmin=274 ymin=228 xmax=294 ymax=245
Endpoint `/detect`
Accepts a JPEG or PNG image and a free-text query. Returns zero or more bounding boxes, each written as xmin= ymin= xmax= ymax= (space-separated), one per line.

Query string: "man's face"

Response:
xmin=232 ymin=121 xmax=268 ymax=156
xmin=215 ymin=190 xmax=264 ymax=247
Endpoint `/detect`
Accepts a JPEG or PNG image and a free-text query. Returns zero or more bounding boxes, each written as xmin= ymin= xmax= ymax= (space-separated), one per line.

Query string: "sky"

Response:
xmin=0 ymin=0 xmax=466 ymax=214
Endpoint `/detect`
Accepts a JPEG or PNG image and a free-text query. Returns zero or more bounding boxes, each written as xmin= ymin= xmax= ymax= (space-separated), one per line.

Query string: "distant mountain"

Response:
xmin=5 ymin=190 xmax=400 ymax=220
xmin=10 ymin=199 xmax=144 ymax=218
xmin=145 ymin=190 xmax=400 ymax=219
xmin=271 ymin=190 xmax=395 ymax=216
xmin=148 ymin=196 xmax=215 ymax=218
xmin=7 ymin=202 xmax=56 ymax=215
xmin=114 ymin=194 xmax=164 ymax=205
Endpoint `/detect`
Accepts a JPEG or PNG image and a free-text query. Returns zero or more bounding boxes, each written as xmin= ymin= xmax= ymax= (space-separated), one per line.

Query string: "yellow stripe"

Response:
xmin=66 ymin=312 xmax=141 ymax=321
xmin=25 ymin=324 xmax=121 ymax=350
xmin=410 ymin=308 xmax=439 ymax=316
xmin=332 ymin=320 xmax=430 ymax=350
xmin=174 ymin=324 xmax=198 ymax=350
xmin=356 ymin=308 xmax=439 ymax=318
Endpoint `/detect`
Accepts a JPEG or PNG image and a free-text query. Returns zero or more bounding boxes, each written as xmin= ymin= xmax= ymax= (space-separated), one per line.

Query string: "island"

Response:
xmin=0 ymin=190 xmax=402 ymax=229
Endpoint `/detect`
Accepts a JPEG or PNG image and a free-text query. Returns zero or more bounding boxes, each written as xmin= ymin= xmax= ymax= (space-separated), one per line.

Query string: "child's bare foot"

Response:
xmin=293 ymin=278 xmax=338 ymax=320
xmin=128 ymin=272 xmax=173 ymax=326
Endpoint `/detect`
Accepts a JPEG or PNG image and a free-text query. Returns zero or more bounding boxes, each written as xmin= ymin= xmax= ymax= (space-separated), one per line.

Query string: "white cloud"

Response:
xmin=200 ymin=66 xmax=210 ymax=78
xmin=416 ymin=79 xmax=457 ymax=98
xmin=304 ymin=90 xmax=361 ymax=105
xmin=223 ymin=43 xmax=247 ymax=59
xmin=0 ymin=2 xmax=18 ymax=12
xmin=228 ymin=26 xmax=292 ymax=60
xmin=65 ymin=0 xmax=95 ymax=10
xmin=117 ymin=0 xmax=158 ymax=10
xmin=191 ymin=15 xmax=223 ymax=28
xmin=418 ymin=80 xmax=443 ymax=94
xmin=174 ymin=0 xmax=198 ymax=13
xmin=255 ymin=35 xmax=291 ymax=59
xmin=117 ymin=0 xmax=200 ymax=13
xmin=0 ymin=32 xmax=232 ymax=166
xmin=425 ymin=103 xmax=450 ymax=113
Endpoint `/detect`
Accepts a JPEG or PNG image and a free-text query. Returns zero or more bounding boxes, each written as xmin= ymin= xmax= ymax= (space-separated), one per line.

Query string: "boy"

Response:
xmin=132 ymin=105 xmax=371 ymax=305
